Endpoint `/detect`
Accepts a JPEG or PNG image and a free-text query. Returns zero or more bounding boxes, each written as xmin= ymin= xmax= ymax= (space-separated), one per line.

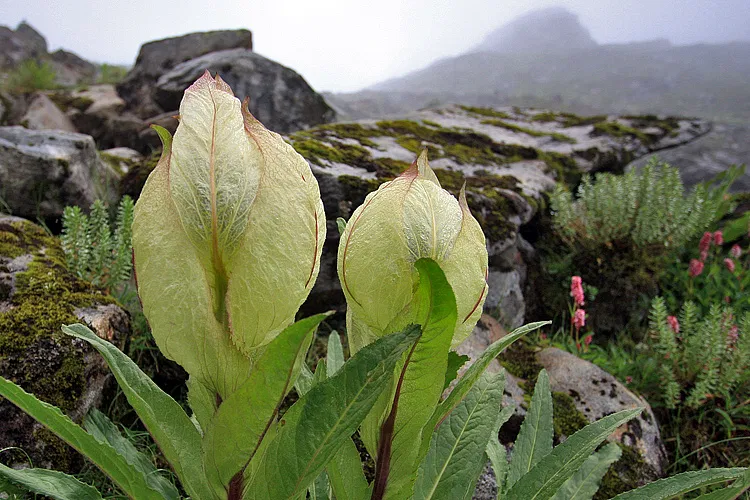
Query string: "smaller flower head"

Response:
xmin=584 ymin=334 xmax=593 ymax=346
xmin=572 ymin=308 xmax=586 ymax=329
xmin=728 ymin=325 xmax=739 ymax=345
xmin=570 ymin=276 xmax=585 ymax=307
xmin=699 ymin=232 xmax=712 ymax=253
xmin=724 ymin=258 xmax=736 ymax=273
xmin=700 ymin=249 xmax=709 ymax=262
xmin=689 ymin=259 xmax=704 ymax=277
xmin=667 ymin=315 xmax=680 ymax=334
xmin=731 ymin=244 xmax=742 ymax=259
xmin=714 ymin=230 xmax=724 ymax=246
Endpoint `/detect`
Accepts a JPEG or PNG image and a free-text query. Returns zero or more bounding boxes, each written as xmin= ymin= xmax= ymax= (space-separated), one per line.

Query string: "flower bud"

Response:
xmin=133 ymin=72 xmax=325 ymax=396
xmin=338 ymin=151 xmax=488 ymax=353
xmin=688 ymin=259 xmax=704 ymax=277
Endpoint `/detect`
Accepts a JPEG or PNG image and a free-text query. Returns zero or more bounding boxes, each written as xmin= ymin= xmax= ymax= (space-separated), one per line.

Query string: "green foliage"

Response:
xmin=550 ymin=159 xmax=727 ymax=251
xmin=4 ymin=59 xmax=57 ymax=93
xmin=96 ymin=64 xmax=128 ymax=85
xmin=60 ymin=196 xmax=134 ymax=291
xmin=648 ymin=297 xmax=750 ymax=410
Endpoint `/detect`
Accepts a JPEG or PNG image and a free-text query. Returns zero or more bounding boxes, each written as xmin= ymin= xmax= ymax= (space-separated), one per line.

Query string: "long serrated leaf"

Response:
xmin=84 ymin=408 xmax=180 ymax=500
xmin=0 ymin=464 xmax=103 ymax=500
xmin=694 ymin=468 xmax=750 ymax=500
xmin=487 ymin=405 xmax=515 ymax=496
xmin=327 ymin=437 xmax=370 ymax=500
xmin=61 ymin=323 xmax=215 ymax=500
xmin=327 ymin=332 xmax=345 ymax=376
xmin=242 ymin=326 xmax=421 ymax=499
xmin=612 ymin=468 xmax=748 ymax=500
xmin=374 ymin=258 xmax=458 ymax=500
xmin=201 ymin=314 xmax=328 ymax=491
xmin=426 ymin=321 xmax=550 ymax=458
xmin=0 ymin=376 xmax=163 ymax=500
xmin=507 ymin=370 xmax=553 ymax=489
xmin=551 ymin=442 xmax=622 ymax=500
xmin=413 ymin=370 xmax=505 ymax=500
xmin=505 ymin=408 xmax=642 ymax=500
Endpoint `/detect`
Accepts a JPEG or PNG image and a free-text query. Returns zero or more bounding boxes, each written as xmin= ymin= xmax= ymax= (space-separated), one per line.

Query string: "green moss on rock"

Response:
xmin=592 ymin=121 xmax=655 ymax=145
xmin=595 ymin=443 xmax=656 ymax=499
xmin=552 ymin=391 xmax=589 ymax=438
xmin=460 ymin=105 xmax=511 ymax=119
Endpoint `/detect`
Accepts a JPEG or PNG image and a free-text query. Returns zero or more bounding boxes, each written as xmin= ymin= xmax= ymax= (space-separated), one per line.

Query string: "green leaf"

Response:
xmin=201 ymin=314 xmax=328 ymax=491
xmin=373 ymin=258 xmax=458 ymax=500
xmin=0 ymin=375 xmax=163 ymax=500
xmin=295 ymin=363 xmax=315 ymax=396
xmin=337 ymin=217 xmax=347 ymax=236
xmin=326 ymin=437 xmax=370 ymax=500
xmin=61 ymin=323 xmax=215 ymax=500
xmin=486 ymin=405 xmax=515 ymax=495
xmin=0 ymin=464 xmax=103 ymax=500
xmin=327 ymin=331 xmax=345 ymax=376
xmin=551 ymin=442 xmax=622 ymax=500
xmin=426 ymin=321 xmax=549 ymax=459
xmin=505 ymin=408 xmax=642 ymax=500
xmin=308 ymin=471 xmax=332 ymax=500
xmin=413 ymin=370 xmax=505 ymax=500
xmin=443 ymin=351 xmax=470 ymax=391
xmin=83 ymin=408 xmax=180 ymax=500
xmin=694 ymin=467 xmax=750 ymax=500
xmin=612 ymin=468 xmax=748 ymax=500
xmin=242 ymin=325 xmax=421 ymax=500
xmin=151 ymin=124 xmax=172 ymax=150
xmin=507 ymin=370 xmax=553 ymax=490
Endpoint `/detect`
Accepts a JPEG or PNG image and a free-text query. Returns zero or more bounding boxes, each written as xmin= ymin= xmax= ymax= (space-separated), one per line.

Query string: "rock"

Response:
xmin=0 ymin=215 xmax=129 ymax=472
xmin=154 ymin=49 xmax=335 ymax=134
xmin=19 ymin=92 xmax=76 ymax=132
xmin=0 ymin=90 xmax=29 ymax=126
xmin=100 ymin=147 xmax=143 ymax=175
xmin=0 ymin=22 xmax=47 ymax=68
xmin=48 ymin=49 xmax=97 ymax=87
xmin=0 ymin=126 xmax=119 ymax=225
xmin=291 ymin=106 xmax=707 ymax=325
xmin=117 ymin=29 xmax=253 ymax=118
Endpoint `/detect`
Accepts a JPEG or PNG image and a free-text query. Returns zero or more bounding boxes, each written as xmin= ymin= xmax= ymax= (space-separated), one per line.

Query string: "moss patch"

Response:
xmin=552 ymin=391 xmax=589 ymax=438
xmin=591 ymin=121 xmax=655 ymax=145
xmin=481 ymin=119 xmax=577 ymax=144
xmin=460 ymin=106 xmax=511 ymax=119
xmin=595 ymin=443 xmax=656 ymax=499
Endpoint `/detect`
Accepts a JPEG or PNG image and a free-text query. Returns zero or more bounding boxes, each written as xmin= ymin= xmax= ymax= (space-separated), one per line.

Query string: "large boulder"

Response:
xmin=0 ymin=215 xmax=129 ymax=472
xmin=290 ymin=106 xmax=708 ymax=326
xmin=48 ymin=49 xmax=98 ymax=87
xmin=19 ymin=92 xmax=77 ymax=132
xmin=0 ymin=22 xmax=47 ymax=68
xmin=154 ymin=49 xmax=335 ymax=134
xmin=0 ymin=127 xmax=119 ymax=226
xmin=117 ymin=29 xmax=253 ymax=118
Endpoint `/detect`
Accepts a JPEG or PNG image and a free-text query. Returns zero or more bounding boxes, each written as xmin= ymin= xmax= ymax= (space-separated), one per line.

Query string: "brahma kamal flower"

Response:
xmin=132 ymin=72 xmax=325 ymax=398
xmin=338 ymin=150 xmax=488 ymax=355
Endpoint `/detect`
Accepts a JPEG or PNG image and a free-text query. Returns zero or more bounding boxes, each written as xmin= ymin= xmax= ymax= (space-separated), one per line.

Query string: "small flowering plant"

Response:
xmin=664 ymin=230 xmax=750 ymax=316
xmin=568 ymin=275 xmax=594 ymax=352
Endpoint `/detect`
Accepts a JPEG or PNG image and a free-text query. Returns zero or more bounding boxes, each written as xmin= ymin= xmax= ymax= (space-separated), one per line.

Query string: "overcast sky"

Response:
xmin=3 ymin=0 xmax=750 ymax=92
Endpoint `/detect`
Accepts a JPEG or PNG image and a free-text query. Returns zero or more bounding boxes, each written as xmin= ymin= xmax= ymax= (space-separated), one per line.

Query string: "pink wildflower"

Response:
xmin=700 ymin=249 xmax=709 ymax=262
xmin=584 ymin=334 xmax=593 ymax=346
xmin=625 ymin=376 xmax=633 ymax=384
xmin=570 ymin=276 xmax=585 ymax=307
xmin=731 ymin=244 xmax=742 ymax=259
xmin=667 ymin=315 xmax=680 ymax=334
xmin=540 ymin=333 xmax=548 ymax=340
xmin=699 ymin=232 xmax=712 ymax=253
xmin=714 ymin=230 xmax=723 ymax=246
xmin=689 ymin=259 xmax=704 ymax=277
xmin=728 ymin=325 xmax=739 ymax=344
xmin=572 ymin=308 xmax=586 ymax=329
xmin=725 ymin=258 xmax=736 ymax=273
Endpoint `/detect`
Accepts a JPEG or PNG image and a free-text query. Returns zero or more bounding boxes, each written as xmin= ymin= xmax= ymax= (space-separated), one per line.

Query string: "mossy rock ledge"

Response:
xmin=458 ymin=323 xmax=665 ymax=499
xmin=291 ymin=106 xmax=708 ymax=326
xmin=0 ymin=214 xmax=130 ymax=473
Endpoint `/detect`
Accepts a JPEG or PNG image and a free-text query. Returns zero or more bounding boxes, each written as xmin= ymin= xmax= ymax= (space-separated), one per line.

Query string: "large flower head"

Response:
xmin=338 ymin=151 xmax=488 ymax=354
xmin=132 ymin=72 xmax=325 ymax=397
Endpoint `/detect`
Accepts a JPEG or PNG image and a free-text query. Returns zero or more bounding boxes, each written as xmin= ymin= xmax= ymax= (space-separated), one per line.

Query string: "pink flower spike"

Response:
xmin=728 ymin=325 xmax=739 ymax=345
xmin=714 ymin=230 xmax=723 ymax=246
xmin=573 ymin=308 xmax=586 ymax=329
xmin=570 ymin=276 xmax=585 ymax=306
xmin=667 ymin=315 xmax=680 ymax=334
xmin=700 ymin=249 xmax=709 ymax=262
xmin=584 ymin=334 xmax=593 ymax=346
xmin=699 ymin=232 xmax=712 ymax=253
xmin=731 ymin=244 xmax=742 ymax=259
xmin=724 ymin=258 xmax=736 ymax=273
xmin=689 ymin=259 xmax=704 ymax=277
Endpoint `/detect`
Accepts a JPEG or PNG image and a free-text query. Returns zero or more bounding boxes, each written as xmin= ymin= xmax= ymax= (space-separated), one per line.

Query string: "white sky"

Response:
xmin=2 ymin=0 xmax=749 ymax=92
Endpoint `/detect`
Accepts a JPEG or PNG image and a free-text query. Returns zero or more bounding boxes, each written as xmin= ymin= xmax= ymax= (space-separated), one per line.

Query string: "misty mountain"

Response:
xmin=473 ymin=6 xmax=597 ymax=54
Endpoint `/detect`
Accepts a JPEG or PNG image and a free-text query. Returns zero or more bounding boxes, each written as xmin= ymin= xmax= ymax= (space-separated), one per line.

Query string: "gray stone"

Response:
xmin=20 ymin=92 xmax=76 ymax=132
xmin=48 ymin=49 xmax=97 ymax=87
xmin=0 ymin=22 xmax=47 ymax=68
xmin=117 ymin=29 xmax=253 ymax=118
xmin=0 ymin=126 xmax=118 ymax=223
xmin=100 ymin=147 xmax=143 ymax=175
xmin=154 ymin=49 xmax=335 ymax=134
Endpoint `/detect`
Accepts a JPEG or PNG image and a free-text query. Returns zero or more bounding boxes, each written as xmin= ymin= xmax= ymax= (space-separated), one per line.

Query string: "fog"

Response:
xmin=2 ymin=0 xmax=749 ymax=92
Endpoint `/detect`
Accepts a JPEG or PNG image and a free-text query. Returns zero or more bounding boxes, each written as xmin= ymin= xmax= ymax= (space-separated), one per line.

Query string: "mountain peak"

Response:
xmin=474 ymin=6 xmax=597 ymax=54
